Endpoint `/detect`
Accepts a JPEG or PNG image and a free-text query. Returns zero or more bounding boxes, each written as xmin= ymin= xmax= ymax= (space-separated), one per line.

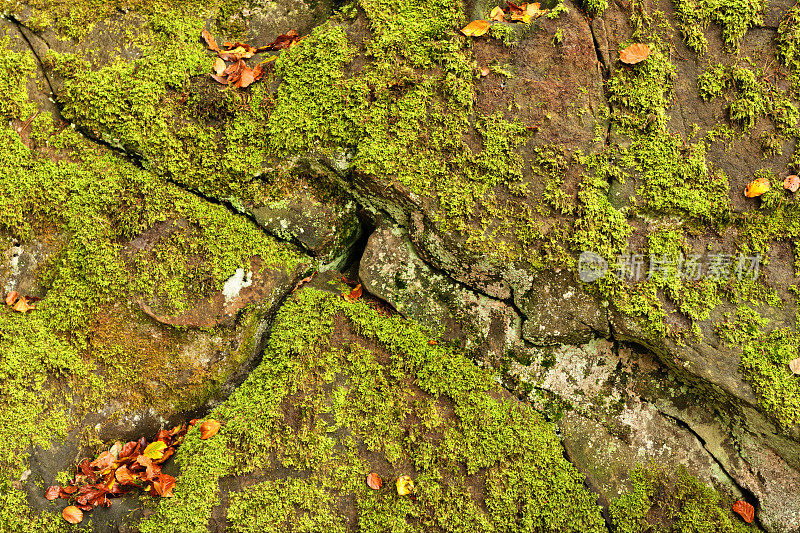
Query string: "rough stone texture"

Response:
xmin=360 ymin=225 xmax=521 ymax=357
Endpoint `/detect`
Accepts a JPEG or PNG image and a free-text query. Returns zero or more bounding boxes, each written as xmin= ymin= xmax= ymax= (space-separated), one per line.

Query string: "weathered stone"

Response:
xmin=359 ymin=225 xmax=521 ymax=357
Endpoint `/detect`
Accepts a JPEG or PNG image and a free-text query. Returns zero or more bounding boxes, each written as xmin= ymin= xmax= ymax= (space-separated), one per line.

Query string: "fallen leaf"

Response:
xmin=234 ymin=67 xmax=257 ymax=89
xmin=490 ymin=6 xmax=504 ymax=21
xmin=506 ymin=0 xmax=524 ymax=14
xmin=114 ymin=465 xmax=136 ymax=485
xmin=790 ymin=356 xmax=800 ymax=375
xmin=5 ymin=291 xmax=18 ymax=306
xmin=90 ymin=451 xmax=115 ymax=472
xmin=118 ymin=440 xmax=139 ymax=460
xmin=344 ymin=284 xmax=363 ymax=302
xmin=783 ymin=174 xmax=799 ymax=193
xmin=461 ymin=20 xmax=491 ymax=37
xmin=152 ymin=474 xmax=176 ymax=497
xmin=366 ymin=473 xmax=383 ymax=490
xmin=213 ymin=57 xmax=226 ymax=76
xmin=619 ymin=43 xmax=651 ymax=64
xmin=201 ymin=29 xmax=221 ymax=53
xmin=45 ymin=485 xmax=60 ymax=500
xmin=12 ymin=297 xmax=35 ymax=313
xmin=200 ymin=419 xmax=221 ymax=440
xmin=259 ymin=30 xmax=301 ymax=51
xmin=512 ymin=3 xmax=547 ymax=22
xmin=732 ymin=500 xmax=754 ymax=523
xmin=745 ymin=177 xmax=770 ymax=197
xmin=143 ymin=441 xmax=167 ymax=460
xmin=396 ymin=475 xmax=415 ymax=496
xmin=428 ymin=339 xmax=438 ymax=345
xmin=62 ymin=506 xmax=83 ymax=524
xmin=480 ymin=66 xmax=490 ymax=77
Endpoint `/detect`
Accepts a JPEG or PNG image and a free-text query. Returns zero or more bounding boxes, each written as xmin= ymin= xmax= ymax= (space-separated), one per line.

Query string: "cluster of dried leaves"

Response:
xmin=365 ymin=473 xmax=416 ymax=498
xmin=48 ymin=419 xmax=221 ymax=524
xmin=461 ymin=1 xmax=547 ymax=37
xmin=744 ymin=175 xmax=799 ymax=198
xmin=201 ymin=29 xmax=302 ymax=88
xmin=5 ymin=291 xmax=36 ymax=313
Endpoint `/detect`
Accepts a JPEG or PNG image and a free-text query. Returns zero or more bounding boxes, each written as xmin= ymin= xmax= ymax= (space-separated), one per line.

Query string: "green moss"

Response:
xmin=610 ymin=464 xmax=753 ymax=533
xmin=140 ymin=289 xmax=607 ymax=532
xmin=673 ymin=0 xmax=765 ymax=54
xmin=777 ymin=3 xmax=800 ymax=88
xmin=577 ymin=0 xmax=607 ymax=17
xmin=607 ymin=45 xmax=675 ymax=119
xmin=487 ymin=23 xmax=518 ymax=47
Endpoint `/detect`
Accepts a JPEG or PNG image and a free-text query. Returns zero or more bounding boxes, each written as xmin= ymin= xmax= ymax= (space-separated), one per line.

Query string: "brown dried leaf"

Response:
xmin=90 ymin=451 xmax=115 ymax=472
xmin=62 ymin=506 xmax=83 ymax=524
xmin=259 ymin=30 xmax=301 ymax=51
xmin=506 ymin=0 xmax=524 ymax=14
xmin=5 ymin=291 xmax=18 ymax=306
xmin=200 ymin=419 xmax=221 ymax=440
xmin=480 ymin=66 xmax=490 ymax=77
xmin=45 ymin=485 xmax=60 ymax=501
xmin=12 ymin=297 xmax=35 ymax=313
xmin=461 ymin=20 xmax=491 ymax=37
xmin=745 ymin=177 xmax=770 ymax=197
xmin=235 ymin=67 xmax=257 ymax=88
xmin=118 ymin=441 xmax=138 ymax=460
xmin=619 ymin=43 xmax=651 ymax=64
xmin=366 ymin=473 xmax=383 ymax=490
xmin=789 ymin=356 xmax=800 ymax=375
xmin=115 ymin=465 xmax=136 ymax=485
xmin=201 ymin=29 xmax=220 ymax=53
xmin=490 ymin=6 xmax=504 ymax=21
xmin=783 ymin=174 xmax=799 ymax=193
xmin=152 ymin=473 xmax=176 ymax=497
xmin=732 ymin=500 xmax=754 ymax=523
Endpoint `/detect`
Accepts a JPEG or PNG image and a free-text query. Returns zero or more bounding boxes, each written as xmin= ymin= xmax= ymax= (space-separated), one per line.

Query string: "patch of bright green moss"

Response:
xmin=777 ymin=2 xmax=800 ymax=89
xmin=610 ymin=464 xmax=754 ymax=533
xmin=140 ymin=288 xmax=607 ymax=532
xmin=673 ymin=0 xmax=765 ymax=54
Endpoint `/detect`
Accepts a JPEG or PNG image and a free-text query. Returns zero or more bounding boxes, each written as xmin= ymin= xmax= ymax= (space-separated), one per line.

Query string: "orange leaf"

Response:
xmin=732 ymin=500 xmax=754 ymax=523
xmin=62 ymin=506 xmax=83 ymax=524
xmin=366 ymin=473 xmax=383 ymax=490
xmin=5 ymin=291 xmax=18 ymax=306
xmin=619 ymin=43 xmax=651 ymax=64
xmin=114 ymin=465 xmax=136 ymax=485
xmin=235 ymin=67 xmax=257 ymax=88
xmin=783 ymin=174 xmax=799 ymax=193
xmin=200 ymin=419 xmax=221 ymax=440
xmin=461 ymin=20 xmax=491 ymax=37
xmin=12 ymin=297 xmax=35 ymax=313
xmin=790 ymin=356 xmax=800 ymax=375
xmin=344 ymin=284 xmax=363 ymax=302
xmin=744 ymin=177 xmax=770 ymax=197
xmin=490 ymin=6 xmax=504 ymax=21
xmin=201 ymin=29 xmax=220 ymax=53
xmin=45 ymin=485 xmax=60 ymax=500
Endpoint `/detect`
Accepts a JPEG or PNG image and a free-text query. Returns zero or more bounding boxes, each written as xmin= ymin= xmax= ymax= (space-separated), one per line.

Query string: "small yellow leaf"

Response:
xmin=143 ymin=440 xmax=167 ymax=460
xmin=396 ymin=474 xmax=415 ymax=495
xmin=461 ymin=20 xmax=491 ymax=37
xmin=744 ymin=177 xmax=770 ymax=198
xmin=490 ymin=6 xmax=504 ymax=21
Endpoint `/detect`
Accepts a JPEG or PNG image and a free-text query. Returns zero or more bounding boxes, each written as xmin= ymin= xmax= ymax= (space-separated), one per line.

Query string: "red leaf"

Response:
xmin=45 ymin=485 xmax=60 ymax=500
xmin=366 ymin=473 xmax=383 ymax=490
xmin=152 ymin=473 xmax=176 ymax=497
xmin=200 ymin=419 xmax=221 ymax=440
xmin=258 ymin=30 xmax=301 ymax=51
xmin=118 ymin=441 xmax=138 ymax=459
xmin=732 ymin=500 xmax=754 ymax=523
xmin=506 ymin=1 xmax=524 ymax=14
